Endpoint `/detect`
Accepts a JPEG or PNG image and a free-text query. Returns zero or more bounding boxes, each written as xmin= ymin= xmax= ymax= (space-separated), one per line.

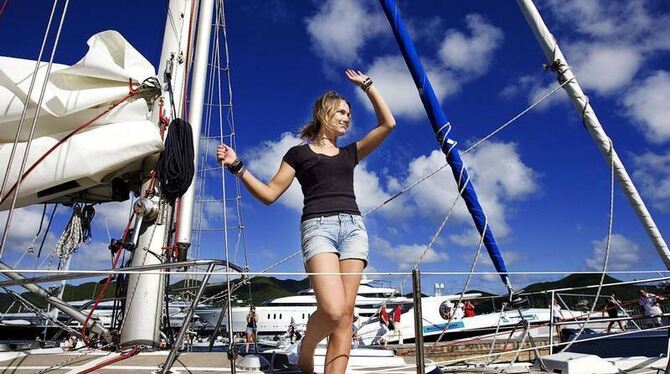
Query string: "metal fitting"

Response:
xmin=133 ymin=198 xmax=159 ymax=222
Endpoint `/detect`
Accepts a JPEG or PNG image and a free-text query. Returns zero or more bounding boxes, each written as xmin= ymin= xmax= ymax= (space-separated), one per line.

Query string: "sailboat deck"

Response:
xmin=0 ymin=350 xmax=235 ymax=373
xmin=1 ymin=346 xmax=667 ymax=373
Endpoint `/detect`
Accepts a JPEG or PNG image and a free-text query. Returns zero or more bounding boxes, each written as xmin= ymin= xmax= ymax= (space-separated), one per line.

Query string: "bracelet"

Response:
xmin=235 ymin=165 xmax=247 ymax=177
xmin=227 ymin=158 xmax=244 ymax=175
xmin=360 ymin=77 xmax=373 ymax=92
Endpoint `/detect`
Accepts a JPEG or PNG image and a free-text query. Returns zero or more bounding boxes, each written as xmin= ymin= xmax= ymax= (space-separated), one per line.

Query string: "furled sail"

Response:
xmin=0 ymin=30 xmax=163 ymax=210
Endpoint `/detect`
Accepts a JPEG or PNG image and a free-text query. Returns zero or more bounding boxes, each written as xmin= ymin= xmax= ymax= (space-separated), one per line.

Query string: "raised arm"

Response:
xmin=217 ymin=144 xmax=295 ymax=205
xmin=345 ymin=69 xmax=396 ymax=161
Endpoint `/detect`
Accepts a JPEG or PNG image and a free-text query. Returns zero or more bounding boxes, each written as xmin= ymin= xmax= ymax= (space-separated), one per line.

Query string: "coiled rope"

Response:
xmin=155 ymin=118 xmax=195 ymax=202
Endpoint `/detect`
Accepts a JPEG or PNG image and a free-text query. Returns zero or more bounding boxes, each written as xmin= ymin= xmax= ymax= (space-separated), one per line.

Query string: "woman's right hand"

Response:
xmin=217 ymin=144 xmax=237 ymax=166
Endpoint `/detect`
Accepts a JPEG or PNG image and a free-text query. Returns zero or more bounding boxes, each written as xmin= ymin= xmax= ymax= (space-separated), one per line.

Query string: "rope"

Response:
xmin=155 ymin=118 xmax=195 ymax=202
xmin=31 ymin=346 xmax=100 ymax=374
xmin=54 ymin=205 xmax=95 ymax=260
xmin=81 ymin=212 xmax=135 ymax=347
xmin=462 ymin=78 xmax=574 ymax=154
xmin=77 ymin=345 xmax=141 ymax=374
xmin=431 ymin=211 xmax=487 ymax=350
xmin=485 ymin=302 xmax=508 ymax=364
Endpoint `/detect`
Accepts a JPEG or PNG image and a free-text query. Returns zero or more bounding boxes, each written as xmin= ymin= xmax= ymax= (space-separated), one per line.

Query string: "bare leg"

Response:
xmin=299 ymin=253 xmax=349 ymax=373
xmin=323 ymin=259 xmax=364 ymax=374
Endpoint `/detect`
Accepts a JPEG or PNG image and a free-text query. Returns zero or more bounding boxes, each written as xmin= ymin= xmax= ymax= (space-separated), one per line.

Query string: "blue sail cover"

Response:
xmin=379 ymin=0 xmax=511 ymax=288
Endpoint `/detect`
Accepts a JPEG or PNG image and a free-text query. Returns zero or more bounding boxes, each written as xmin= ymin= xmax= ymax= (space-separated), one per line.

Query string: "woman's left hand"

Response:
xmin=345 ymin=69 xmax=369 ymax=87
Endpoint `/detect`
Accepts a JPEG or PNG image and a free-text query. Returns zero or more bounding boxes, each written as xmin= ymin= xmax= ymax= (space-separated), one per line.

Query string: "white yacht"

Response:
xmin=208 ymin=279 xmax=404 ymax=337
xmin=356 ymin=295 xmax=609 ymax=345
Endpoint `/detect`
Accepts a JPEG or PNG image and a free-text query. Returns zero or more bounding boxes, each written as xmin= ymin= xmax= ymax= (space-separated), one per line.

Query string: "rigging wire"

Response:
xmin=0 ymin=0 xmax=67 ymax=259
xmin=37 ymin=203 xmax=58 ymax=258
xmin=238 ymin=69 xmax=575 ymax=287
xmin=0 ymin=0 xmax=9 ymax=18
xmin=559 ymin=139 xmax=615 ymax=353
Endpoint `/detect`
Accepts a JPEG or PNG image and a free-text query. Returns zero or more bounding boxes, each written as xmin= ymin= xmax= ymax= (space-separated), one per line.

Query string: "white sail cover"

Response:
xmin=0 ymin=31 xmax=163 ymax=210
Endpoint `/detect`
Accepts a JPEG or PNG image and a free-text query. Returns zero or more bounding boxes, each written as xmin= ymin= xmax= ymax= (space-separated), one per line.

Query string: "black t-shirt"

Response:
xmin=282 ymin=143 xmax=361 ymax=221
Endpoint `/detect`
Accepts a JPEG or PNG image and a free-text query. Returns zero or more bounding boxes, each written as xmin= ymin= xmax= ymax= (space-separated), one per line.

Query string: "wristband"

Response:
xmin=227 ymin=158 xmax=244 ymax=175
xmin=361 ymin=77 xmax=373 ymax=91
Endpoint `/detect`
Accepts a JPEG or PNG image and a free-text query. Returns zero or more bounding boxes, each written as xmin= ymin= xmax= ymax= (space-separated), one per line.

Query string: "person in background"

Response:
xmin=604 ymin=294 xmax=626 ymax=333
xmin=639 ymin=289 xmax=664 ymax=327
xmin=245 ymin=305 xmax=258 ymax=353
xmin=552 ymin=299 xmax=564 ymax=336
xmin=287 ymin=317 xmax=297 ymax=344
xmin=374 ymin=305 xmax=390 ymax=347
xmin=464 ymin=301 xmax=476 ymax=318
xmin=391 ymin=304 xmax=403 ymax=344
xmin=453 ymin=302 xmax=465 ymax=320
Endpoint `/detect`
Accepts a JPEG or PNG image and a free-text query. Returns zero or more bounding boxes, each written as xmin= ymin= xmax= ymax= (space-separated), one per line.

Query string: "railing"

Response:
xmin=1 ymin=267 xmax=670 ymax=373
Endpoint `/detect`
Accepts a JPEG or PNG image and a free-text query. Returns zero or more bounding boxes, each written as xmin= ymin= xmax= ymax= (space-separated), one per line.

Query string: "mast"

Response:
xmin=174 ymin=0 xmax=215 ymax=248
xmin=119 ymin=0 xmax=200 ymax=346
xmin=378 ymin=0 xmax=513 ymax=294
xmin=516 ymin=0 xmax=670 ymax=269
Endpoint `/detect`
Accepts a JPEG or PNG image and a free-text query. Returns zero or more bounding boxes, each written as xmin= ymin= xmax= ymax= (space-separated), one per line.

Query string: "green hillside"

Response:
xmin=0 ymin=273 xmax=663 ymax=313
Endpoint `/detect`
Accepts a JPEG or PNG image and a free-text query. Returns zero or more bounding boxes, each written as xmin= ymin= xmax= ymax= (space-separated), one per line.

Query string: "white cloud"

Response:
xmin=632 ymin=150 xmax=670 ymax=212
xmin=401 ymin=141 xmax=538 ymax=239
xmin=372 ymin=236 xmax=449 ymax=270
xmin=304 ymin=0 xmax=386 ymax=65
xmin=509 ymin=0 xmax=670 ymax=112
xmin=354 ymin=162 xmax=409 ymax=218
xmin=70 ymin=241 xmax=114 ymax=270
xmin=95 ymin=199 xmax=133 ymax=232
xmin=192 ymin=198 xmax=238 ymax=230
xmin=543 ymin=0 xmax=669 ymax=46
xmin=361 ymin=55 xmax=458 ymax=119
xmin=0 ymin=205 xmax=53 ymax=255
xmin=585 ymin=233 xmax=643 ymax=271
xmin=245 ymin=132 xmax=304 ymax=210
xmin=199 ymin=137 xmax=223 ymax=169
xmin=500 ymin=75 xmax=569 ymax=111
xmin=569 ymin=43 xmax=642 ymax=95
xmin=462 ymin=249 xmax=526 ymax=267
xmin=623 ymin=71 xmax=670 ymax=143
xmin=438 ymin=14 xmax=503 ymax=76
xmin=502 ymin=44 xmax=642 ymax=106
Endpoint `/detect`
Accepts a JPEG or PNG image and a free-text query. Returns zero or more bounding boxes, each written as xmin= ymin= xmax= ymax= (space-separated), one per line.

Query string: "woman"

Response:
xmin=245 ymin=306 xmax=257 ymax=353
xmin=217 ymin=69 xmax=395 ymax=373
xmin=552 ymin=299 xmax=563 ymax=336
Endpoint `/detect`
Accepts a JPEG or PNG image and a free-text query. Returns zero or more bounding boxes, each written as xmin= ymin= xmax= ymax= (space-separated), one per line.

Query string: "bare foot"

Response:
xmin=298 ymin=341 xmax=314 ymax=374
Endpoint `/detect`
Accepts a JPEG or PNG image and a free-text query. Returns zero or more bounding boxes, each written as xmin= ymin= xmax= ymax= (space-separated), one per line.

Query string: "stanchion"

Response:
xmin=412 ymin=269 xmax=425 ymax=374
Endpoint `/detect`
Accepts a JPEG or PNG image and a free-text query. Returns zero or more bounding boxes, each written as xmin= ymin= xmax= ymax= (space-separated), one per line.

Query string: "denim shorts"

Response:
xmin=300 ymin=213 xmax=369 ymax=267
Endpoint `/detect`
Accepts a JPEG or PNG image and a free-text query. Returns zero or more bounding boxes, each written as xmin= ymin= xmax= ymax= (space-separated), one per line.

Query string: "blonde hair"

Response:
xmin=299 ymin=91 xmax=350 ymax=141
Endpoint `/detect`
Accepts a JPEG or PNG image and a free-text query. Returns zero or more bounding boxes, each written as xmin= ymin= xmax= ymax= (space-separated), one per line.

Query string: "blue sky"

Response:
xmin=1 ymin=0 xmax=670 ymax=295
